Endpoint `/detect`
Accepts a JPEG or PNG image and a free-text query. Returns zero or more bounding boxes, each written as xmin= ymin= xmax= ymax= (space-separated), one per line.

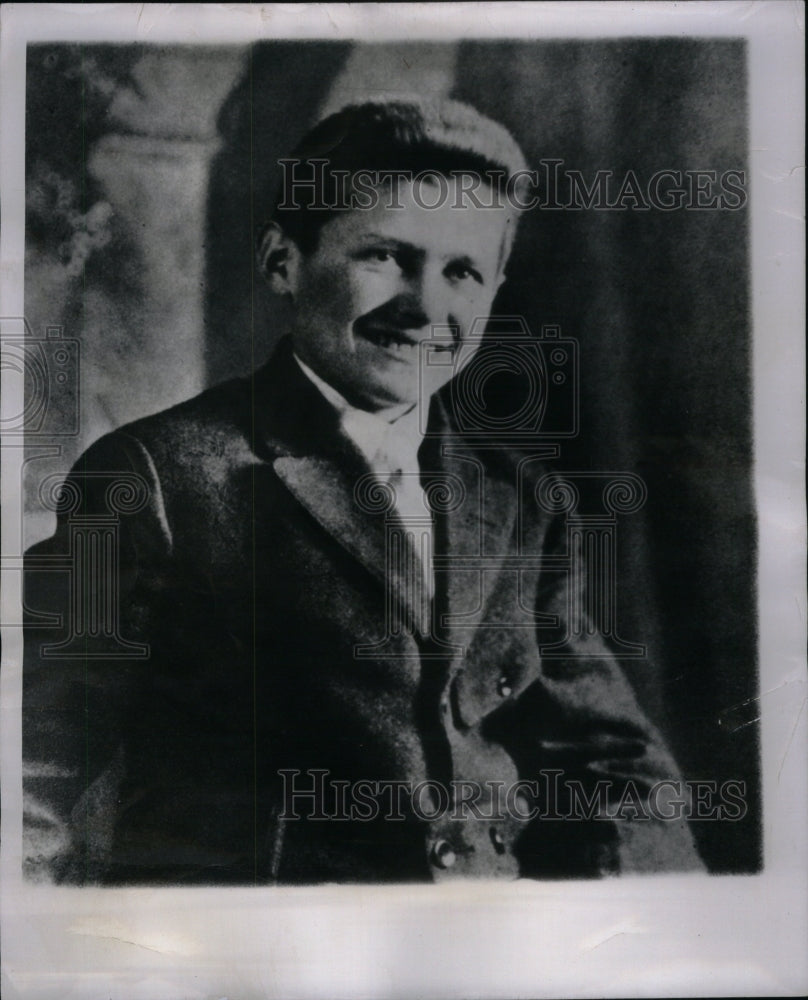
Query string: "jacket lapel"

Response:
xmin=429 ymin=437 xmax=518 ymax=666
xmin=272 ymin=453 xmax=385 ymax=587
xmin=273 ymin=454 xmax=433 ymax=641
xmin=255 ymin=340 xmax=430 ymax=639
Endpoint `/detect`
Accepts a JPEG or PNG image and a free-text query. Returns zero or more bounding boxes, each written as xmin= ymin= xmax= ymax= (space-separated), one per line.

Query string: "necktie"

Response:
xmin=339 ymin=405 xmax=434 ymax=629
xmin=373 ymin=427 xmax=434 ymax=624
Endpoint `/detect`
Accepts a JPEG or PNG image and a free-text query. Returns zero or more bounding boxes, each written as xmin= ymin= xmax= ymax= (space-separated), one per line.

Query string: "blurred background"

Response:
xmin=24 ymin=39 xmax=757 ymax=873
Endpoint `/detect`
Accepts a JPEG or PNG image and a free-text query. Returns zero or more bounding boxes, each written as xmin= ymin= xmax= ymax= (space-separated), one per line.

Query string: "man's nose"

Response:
xmin=393 ymin=269 xmax=449 ymax=332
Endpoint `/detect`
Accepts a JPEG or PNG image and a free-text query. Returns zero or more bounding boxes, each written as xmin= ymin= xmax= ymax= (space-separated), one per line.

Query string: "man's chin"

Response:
xmin=359 ymin=377 xmax=453 ymax=414
xmin=345 ymin=372 xmax=420 ymax=412
xmin=329 ymin=355 xmax=453 ymax=412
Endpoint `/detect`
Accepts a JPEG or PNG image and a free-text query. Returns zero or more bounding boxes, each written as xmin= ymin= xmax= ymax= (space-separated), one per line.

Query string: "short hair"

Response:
xmin=269 ymin=97 xmax=529 ymax=256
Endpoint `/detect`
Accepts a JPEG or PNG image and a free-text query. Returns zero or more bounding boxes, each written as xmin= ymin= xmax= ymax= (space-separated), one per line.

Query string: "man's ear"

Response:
xmin=257 ymin=221 xmax=303 ymax=296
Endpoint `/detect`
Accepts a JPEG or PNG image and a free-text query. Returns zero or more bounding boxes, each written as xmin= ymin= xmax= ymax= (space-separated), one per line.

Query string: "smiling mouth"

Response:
xmin=358 ymin=326 xmax=457 ymax=356
xmin=359 ymin=326 xmax=421 ymax=356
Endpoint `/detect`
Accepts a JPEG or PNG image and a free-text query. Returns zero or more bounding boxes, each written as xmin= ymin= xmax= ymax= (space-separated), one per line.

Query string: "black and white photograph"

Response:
xmin=1 ymin=3 xmax=805 ymax=998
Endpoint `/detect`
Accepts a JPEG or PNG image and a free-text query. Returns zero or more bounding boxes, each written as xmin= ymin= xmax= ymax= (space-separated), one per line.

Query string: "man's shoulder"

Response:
xmin=105 ymin=336 xmax=303 ymax=469
xmin=76 ymin=372 xmax=262 ymax=491
xmin=125 ymin=374 xmax=253 ymax=449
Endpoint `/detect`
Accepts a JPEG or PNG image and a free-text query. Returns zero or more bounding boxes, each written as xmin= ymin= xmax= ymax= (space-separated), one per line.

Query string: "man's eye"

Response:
xmin=362 ymin=249 xmax=396 ymax=264
xmin=446 ymin=262 xmax=483 ymax=284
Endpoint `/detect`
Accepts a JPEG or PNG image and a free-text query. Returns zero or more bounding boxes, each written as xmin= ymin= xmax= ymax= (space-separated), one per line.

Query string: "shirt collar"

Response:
xmin=293 ymin=354 xmax=426 ymax=474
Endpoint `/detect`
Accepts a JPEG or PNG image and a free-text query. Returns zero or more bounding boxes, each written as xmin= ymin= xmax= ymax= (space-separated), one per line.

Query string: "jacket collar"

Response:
xmin=252 ymin=336 xmax=358 ymax=465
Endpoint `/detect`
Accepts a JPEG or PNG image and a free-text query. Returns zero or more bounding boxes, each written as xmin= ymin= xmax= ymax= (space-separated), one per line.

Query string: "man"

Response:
xmin=23 ymin=99 xmax=703 ymax=884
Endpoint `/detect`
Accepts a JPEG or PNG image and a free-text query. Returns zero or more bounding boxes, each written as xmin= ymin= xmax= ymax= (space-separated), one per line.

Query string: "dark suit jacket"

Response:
xmin=23 ymin=337 xmax=703 ymax=884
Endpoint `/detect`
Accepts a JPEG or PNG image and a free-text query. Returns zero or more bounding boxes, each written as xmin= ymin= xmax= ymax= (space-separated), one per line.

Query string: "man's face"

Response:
xmin=289 ymin=177 xmax=513 ymax=412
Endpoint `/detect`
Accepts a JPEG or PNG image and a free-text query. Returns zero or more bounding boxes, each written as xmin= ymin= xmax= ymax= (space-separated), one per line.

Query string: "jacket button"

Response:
xmin=496 ymin=675 xmax=512 ymax=698
xmin=430 ymin=839 xmax=457 ymax=870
